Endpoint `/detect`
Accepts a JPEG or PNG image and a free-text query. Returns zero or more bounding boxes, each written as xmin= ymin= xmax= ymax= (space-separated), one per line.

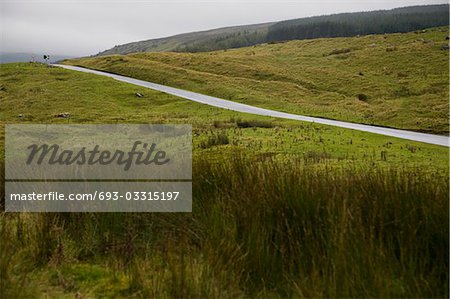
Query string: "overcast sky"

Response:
xmin=0 ymin=0 xmax=447 ymax=57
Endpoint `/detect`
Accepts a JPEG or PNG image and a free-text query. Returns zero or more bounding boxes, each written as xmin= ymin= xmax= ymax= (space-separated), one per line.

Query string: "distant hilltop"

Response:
xmin=97 ymin=4 xmax=449 ymax=56
xmin=0 ymin=53 xmax=75 ymax=64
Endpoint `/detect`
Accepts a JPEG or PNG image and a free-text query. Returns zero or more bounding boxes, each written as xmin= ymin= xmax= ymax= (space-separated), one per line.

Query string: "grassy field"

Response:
xmin=66 ymin=27 xmax=450 ymax=135
xmin=2 ymin=63 xmax=447 ymax=170
xmin=0 ymin=61 xmax=448 ymax=298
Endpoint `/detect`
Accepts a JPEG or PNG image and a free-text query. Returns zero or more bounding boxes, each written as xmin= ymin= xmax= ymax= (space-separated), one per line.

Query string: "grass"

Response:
xmin=65 ymin=26 xmax=450 ymax=134
xmin=1 ymin=158 xmax=448 ymax=298
xmin=0 ymin=58 xmax=448 ymax=298
xmin=1 ymin=63 xmax=447 ymax=170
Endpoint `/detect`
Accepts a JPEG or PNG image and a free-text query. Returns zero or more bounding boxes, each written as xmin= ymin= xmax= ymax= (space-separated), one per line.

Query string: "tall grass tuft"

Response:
xmin=199 ymin=131 xmax=230 ymax=149
xmin=0 ymin=156 xmax=448 ymax=297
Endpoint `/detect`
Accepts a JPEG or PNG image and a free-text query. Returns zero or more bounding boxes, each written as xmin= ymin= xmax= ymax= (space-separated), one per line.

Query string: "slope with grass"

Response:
xmin=97 ymin=4 xmax=449 ymax=55
xmin=54 ymin=63 xmax=449 ymax=146
xmin=97 ymin=22 xmax=272 ymax=55
xmin=1 ymin=63 xmax=448 ymax=168
xmin=0 ymin=63 xmax=448 ymax=298
xmin=66 ymin=27 xmax=449 ymax=134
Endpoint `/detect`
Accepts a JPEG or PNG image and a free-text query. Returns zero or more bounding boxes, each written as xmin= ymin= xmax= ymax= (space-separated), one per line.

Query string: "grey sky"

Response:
xmin=0 ymin=0 xmax=447 ymax=57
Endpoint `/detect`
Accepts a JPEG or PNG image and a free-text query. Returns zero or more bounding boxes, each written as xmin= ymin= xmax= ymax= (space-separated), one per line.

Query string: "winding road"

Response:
xmin=55 ymin=64 xmax=449 ymax=147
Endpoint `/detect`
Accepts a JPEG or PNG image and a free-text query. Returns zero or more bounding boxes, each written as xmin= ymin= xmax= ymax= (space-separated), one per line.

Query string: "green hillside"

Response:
xmin=97 ymin=22 xmax=272 ymax=55
xmin=2 ymin=5 xmax=449 ymax=299
xmin=1 ymin=62 xmax=449 ymax=298
xmin=1 ymin=63 xmax=446 ymax=167
xmin=66 ymin=27 xmax=450 ymax=134
xmin=96 ymin=4 xmax=449 ymax=55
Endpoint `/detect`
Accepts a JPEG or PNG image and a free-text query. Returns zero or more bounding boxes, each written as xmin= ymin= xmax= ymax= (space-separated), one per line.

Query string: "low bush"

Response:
xmin=327 ymin=48 xmax=352 ymax=56
xmin=199 ymin=132 xmax=230 ymax=148
xmin=236 ymin=120 xmax=274 ymax=128
xmin=357 ymin=93 xmax=369 ymax=101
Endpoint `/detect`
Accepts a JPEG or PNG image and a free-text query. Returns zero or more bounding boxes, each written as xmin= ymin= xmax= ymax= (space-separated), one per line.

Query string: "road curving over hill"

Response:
xmin=55 ymin=64 xmax=449 ymax=147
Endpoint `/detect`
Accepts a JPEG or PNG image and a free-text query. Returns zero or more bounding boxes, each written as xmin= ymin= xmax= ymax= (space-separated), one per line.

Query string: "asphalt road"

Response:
xmin=55 ymin=64 xmax=449 ymax=147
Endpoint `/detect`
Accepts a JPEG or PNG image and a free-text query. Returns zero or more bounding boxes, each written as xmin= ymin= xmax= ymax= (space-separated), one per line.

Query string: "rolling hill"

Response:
xmin=2 ymin=4 xmax=449 ymax=299
xmin=96 ymin=4 xmax=449 ymax=55
xmin=66 ymin=27 xmax=450 ymax=135
xmin=1 ymin=59 xmax=448 ymax=299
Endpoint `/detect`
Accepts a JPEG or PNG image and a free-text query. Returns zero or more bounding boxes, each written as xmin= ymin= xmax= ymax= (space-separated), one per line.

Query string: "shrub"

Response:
xmin=386 ymin=46 xmax=397 ymax=52
xmin=394 ymin=86 xmax=412 ymax=97
xmin=303 ymin=151 xmax=331 ymax=163
xmin=357 ymin=93 xmax=368 ymax=101
xmin=327 ymin=48 xmax=352 ymax=56
xmin=199 ymin=132 xmax=230 ymax=148
xmin=236 ymin=120 xmax=274 ymax=128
